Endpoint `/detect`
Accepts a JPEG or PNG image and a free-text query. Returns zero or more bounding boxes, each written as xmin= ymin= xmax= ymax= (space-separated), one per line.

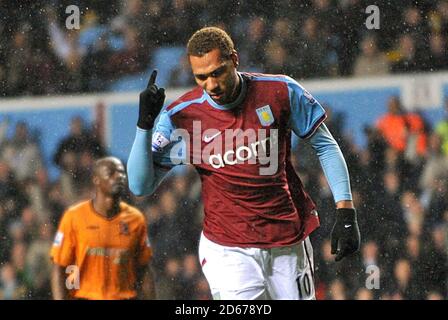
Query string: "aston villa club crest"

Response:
xmin=119 ymin=221 xmax=129 ymax=236
xmin=256 ymin=105 xmax=275 ymax=126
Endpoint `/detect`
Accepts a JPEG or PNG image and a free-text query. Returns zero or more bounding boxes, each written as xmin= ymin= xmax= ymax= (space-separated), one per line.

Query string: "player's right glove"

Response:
xmin=330 ymin=208 xmax=361 ymax=262
xmin=137 ymin=70 xmax=166 ymax=130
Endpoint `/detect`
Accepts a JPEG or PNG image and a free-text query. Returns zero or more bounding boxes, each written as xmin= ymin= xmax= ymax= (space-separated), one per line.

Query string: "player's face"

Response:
xmin=388 ymin=97 xmax=402 ymax=115
xmin=190 ymin=48 xmax=239 ymax=105
xmin=95 ymin=160 xmax=127 ymax=197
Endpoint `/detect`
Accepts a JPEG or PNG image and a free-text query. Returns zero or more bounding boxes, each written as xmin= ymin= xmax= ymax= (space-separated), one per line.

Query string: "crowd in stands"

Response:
xmin=1 ymin=0 xmax=447 ymax=300
xmin=0 ymin=95 xmax=447 ymax=299
xmin=1 ymin=0 xmax=448 ymax=96
xmin=301 ymin=97 xmax=448 ymax=299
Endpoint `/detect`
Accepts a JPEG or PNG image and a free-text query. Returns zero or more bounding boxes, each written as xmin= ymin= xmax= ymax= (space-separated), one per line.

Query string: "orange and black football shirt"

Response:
xmin=50 ymin=200 xmax=152 ymax=300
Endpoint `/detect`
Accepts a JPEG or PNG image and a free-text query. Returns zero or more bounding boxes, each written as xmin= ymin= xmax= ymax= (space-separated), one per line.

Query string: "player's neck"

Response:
xmin=229 ymin=72 xmax=242 ymax=103
xmin=92 ymin=195 xmax=121 ymax=218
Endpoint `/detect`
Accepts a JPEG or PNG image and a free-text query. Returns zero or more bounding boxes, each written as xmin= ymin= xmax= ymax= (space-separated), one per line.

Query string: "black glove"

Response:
xmin=330 ymin=208 xmax=361 ymax=262
xmin=137 ymin=70 xmax=166 ymax=130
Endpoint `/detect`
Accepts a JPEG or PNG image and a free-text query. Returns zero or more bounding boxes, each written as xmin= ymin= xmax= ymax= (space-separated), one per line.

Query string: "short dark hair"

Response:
xmin=187 ymin=27 xmax=234 ymax=59
xmin=93 ymin=156 xmax=122 ymax=178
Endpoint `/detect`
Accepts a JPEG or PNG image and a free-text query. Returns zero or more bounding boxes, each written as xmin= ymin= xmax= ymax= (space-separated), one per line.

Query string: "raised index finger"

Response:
xmin=147 ymin=70 xmax=158 ymax=88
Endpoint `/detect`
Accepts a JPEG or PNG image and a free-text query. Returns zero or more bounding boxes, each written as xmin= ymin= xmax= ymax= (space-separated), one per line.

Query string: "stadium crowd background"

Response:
xmin=0 ymin=0 xmax=447 ymax=299
xmin=2 ymin=0 xmax=448 ymax=94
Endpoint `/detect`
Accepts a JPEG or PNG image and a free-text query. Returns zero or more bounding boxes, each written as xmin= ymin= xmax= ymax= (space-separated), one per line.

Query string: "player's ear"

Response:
xmin=231 ymin=50 xmax=239 ymax=68
xmin=92 ymin=175 xmax=99 ymax=186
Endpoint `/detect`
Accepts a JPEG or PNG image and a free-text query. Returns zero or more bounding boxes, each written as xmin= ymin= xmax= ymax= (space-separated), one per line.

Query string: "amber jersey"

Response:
xmin=50 ymin=200 xmax=152 ymax=300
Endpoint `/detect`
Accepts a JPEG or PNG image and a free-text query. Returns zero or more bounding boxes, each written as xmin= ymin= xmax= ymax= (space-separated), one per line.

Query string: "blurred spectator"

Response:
xmin=333 ymin=0 xmax=364 ymax=76
xmin=402 ymin=6 xmax=428 ymax=56
xmin=401 ymin=191 xmax=425 ymax=238
xmin=419 ymin=133 xmax=448 ymax=192
xmin=194 ymin=277 xmax=212 ymax=300
xmin=118 ymin=0 xmax=145 ymax=24
xmin=81 ymin=36 xmax=114 ymax=92
xmin=22 ymin=169 xmax=51 ymax=222
xmin=361 ymin=241 xmax=380 ymax=269
xmin=178 ymin=254 xmax=203 ymax=299
xmin=405 ymin=235 xmax=425 ymax=283
xmin=272 ymin=18 xmax=296 ymax=57
xmin=315 ymin=240 xmax=340 ymax=288
xmin=295 ymin=16 xmax=329 ymax=78
xmin=5 ymin=26 xmax=34 ymax=95
xmin=355 ymin=288 xmax=374 ymax=300
xmin=25 ymin=223 xmax=53 ymax=299
xmin=376 ymin=96 xmax=427 ymax=169
xmin=420 ymin=132 xmax=448 ymax=231
xmin=0 ymin=263 xmax=26 ymax=299
xmin=423 ymin=33 xmax=448 ymax=71
xmin=264 ymin=40 xmax=294 ymax=77
xmin=349 ymin=241 xmax=382 ymax=298
xmin=0 ymin=204 xmax=8 ymax=261
xmin=354 ymin=34 xmax=390 ymax=76
xmin=20 ymin=207 xmax=40 ymax=244
xmin=427 ymin=291 xmax=444 ymax=300
xmin=327 ymin=279 xmax=347 ymax=300
xmin=438 ymin=0 xmax=448 ymax=34
xmin=375 ymin=171 xmax=407 ymax=243
xmin=389 ymin=258 xmax=421 ymax=299
xmin=146 ymin=180 xmax=200 ymax=274
xmin=168 ymin=55 xmax=195 ymax=88
xmin=9 ymin=241 xmax=31 ymax=296
xmin=311 ymin=0 xmax=333 ymax=33
xmin=156 ymin=257 xmax=183 ymax=299
xmin=426 ymin=179 xmax=448 ymax=234
xmin=106 ymin=25 xmax=149 ymax=77
xmin=9 ymin=222 xmax=25 ymax=246
xmin=420 ymin=225 xmax=448 ymax=296
xmin=363 ymin=125 xmax=387 ymax=179
xmin=435 ymin=99 xmax=448 ymax=156
xmin=47 ymin=181 xmax=69 ymax=226
xmin=382 ymin=148 xmax=404 ymax=178
xmin=53 ymin=116 xmax=106 ymax=192
xmin=47 ymin=7 xmax=83 ymax=93
xmin=237 ymin=17 xmax=267 ymax=72
xmin=0 ymin=160 xmax=28 ymax=221
xmin=391 ymin=34 xmax=421 ymax=73
xmin=0 ymin=121 xmax=43 ymax=182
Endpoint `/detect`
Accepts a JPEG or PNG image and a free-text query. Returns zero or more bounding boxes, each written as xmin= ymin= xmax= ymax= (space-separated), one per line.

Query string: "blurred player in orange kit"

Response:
xmin=50 ymin=156 xmax=155 ymax=300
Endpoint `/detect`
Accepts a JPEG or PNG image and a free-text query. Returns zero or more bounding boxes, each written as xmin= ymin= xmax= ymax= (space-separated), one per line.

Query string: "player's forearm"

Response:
xmin=336 ymin=200 xmax=354 ymax=209
xmin=136 ymin=265 xmax=156 ymax=300
xmin=51 ymin=265 xmax=69 ymax=300
xmin=128 ymin=128 xmax=157 ymax=196
xmin=309 ymin=124 xmax=353 ymax=203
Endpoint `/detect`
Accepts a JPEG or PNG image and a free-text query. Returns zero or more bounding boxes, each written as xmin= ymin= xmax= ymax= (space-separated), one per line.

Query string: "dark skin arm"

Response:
xmin=136 ymin=263 xmax=156 ymax=300
xmin=51 ymin=264 xmax=70 ymax=300
xmin=336 ymin=200 xmax=354 ymax=209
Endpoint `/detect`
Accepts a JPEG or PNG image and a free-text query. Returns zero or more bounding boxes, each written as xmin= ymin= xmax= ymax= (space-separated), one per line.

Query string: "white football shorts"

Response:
xmin=198 ymin=233 xmax=315 ymax=300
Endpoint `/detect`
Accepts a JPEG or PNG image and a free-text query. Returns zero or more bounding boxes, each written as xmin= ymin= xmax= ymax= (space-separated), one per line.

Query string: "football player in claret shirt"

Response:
xmin=50 ymin=157 xmax=155 ymax=300
xmin=128 ymin=27 xmax=360 ymax=300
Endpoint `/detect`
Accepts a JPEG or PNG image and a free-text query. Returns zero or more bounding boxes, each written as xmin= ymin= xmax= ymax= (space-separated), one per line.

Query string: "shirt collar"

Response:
xmin=203 ymin=72 xmax=247 ymax=110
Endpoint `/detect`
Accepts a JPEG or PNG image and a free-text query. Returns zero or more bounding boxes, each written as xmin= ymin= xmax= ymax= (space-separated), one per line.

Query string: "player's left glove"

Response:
xmin=330 ymin=208 xmax=361 ymax=262
xmin=137 ymin=70 xmax=166 ymax=130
